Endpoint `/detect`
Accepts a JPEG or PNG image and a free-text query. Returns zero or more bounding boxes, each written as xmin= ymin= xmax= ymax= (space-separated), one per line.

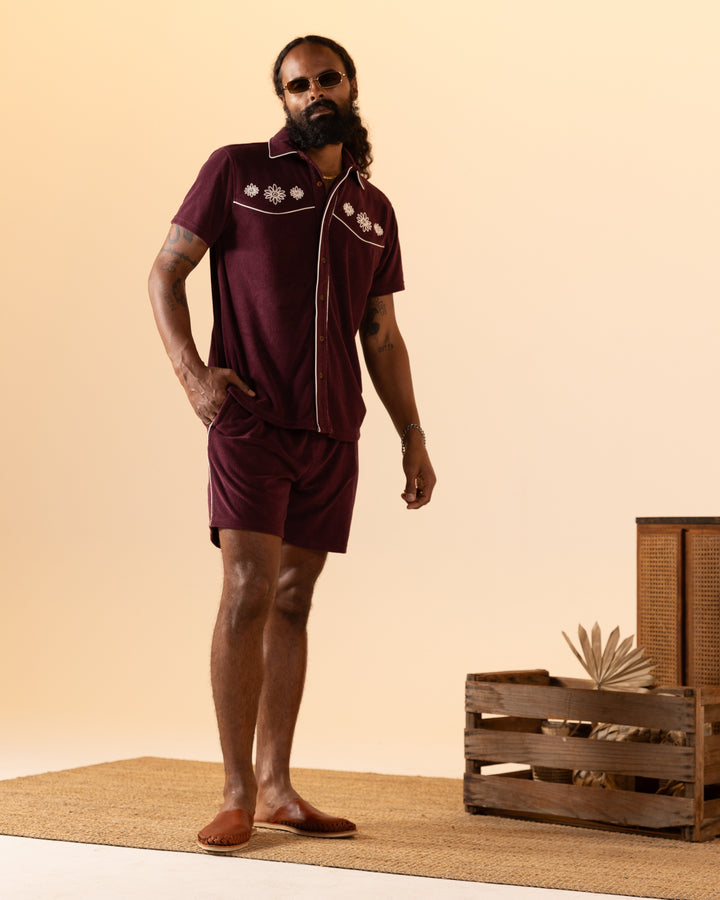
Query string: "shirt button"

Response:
xmin=321 ymin=257 xmax=326 ymax=264
xmin=316 ymin=180 xmax=323 ymax=187
xmin=319 ymin=335 xmax=325 ymax=342
xmin=319 ymin=373 xmax=324 ymax=380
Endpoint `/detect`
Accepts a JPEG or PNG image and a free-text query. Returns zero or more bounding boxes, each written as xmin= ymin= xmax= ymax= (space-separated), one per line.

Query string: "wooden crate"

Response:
xmin=464 ymin=669 xmax=720 ymax=841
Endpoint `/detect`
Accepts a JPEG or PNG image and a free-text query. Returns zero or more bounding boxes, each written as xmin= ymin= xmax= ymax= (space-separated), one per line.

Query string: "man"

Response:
xmin=148 ymin=34 xmax=436 ymax=852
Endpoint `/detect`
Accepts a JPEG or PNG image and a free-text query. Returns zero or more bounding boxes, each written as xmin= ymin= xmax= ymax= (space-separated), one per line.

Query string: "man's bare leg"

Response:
xmin=210 ymin=528 xmax=282 ymax=815
xmin=254 ymin=543 xmax=356 ymax=836
xmin=254 ymin=542 xmax=326 ymax=813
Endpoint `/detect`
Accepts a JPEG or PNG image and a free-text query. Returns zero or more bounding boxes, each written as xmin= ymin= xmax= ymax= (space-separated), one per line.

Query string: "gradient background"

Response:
xmin=2 ymin=1 xmax=719 ymax=778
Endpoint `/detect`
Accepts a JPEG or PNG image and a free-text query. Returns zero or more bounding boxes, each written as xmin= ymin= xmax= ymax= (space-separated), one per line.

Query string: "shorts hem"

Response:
xmin=210 ymin=525 xmax=349 ymax=554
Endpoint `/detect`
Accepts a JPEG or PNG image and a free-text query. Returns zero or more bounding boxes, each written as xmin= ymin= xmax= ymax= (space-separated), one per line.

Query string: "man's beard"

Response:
xmin=284 ymin=98 xmax=360 ymax=150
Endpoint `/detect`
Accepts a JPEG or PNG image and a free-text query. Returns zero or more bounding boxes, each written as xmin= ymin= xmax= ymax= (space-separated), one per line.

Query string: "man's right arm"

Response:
xmin=148 ymin=224 xmax=255 ymax=425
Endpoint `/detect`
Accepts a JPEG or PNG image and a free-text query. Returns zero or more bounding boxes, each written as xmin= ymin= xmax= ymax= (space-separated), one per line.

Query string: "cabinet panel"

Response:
xmin=686 ymin=530 xmax=720 ymax=686
xmin=637 ymin=525 xmax=683 ymax=686
xmin=637 ymin=519 xmax=720 ymax=688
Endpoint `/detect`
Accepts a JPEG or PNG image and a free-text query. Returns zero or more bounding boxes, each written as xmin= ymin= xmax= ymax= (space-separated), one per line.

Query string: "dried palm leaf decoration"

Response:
xmin=562 ymin=623 xmax=656 ymax=692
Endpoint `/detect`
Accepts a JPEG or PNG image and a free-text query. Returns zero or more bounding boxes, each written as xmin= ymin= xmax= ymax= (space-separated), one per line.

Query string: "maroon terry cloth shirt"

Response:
xmin=172 ymin=128 xmax=405 ymax=442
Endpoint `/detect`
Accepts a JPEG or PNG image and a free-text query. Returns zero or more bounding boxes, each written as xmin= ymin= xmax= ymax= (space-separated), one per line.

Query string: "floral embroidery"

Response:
xmin=343 ymin=202 xmax=354 ymax=217
xmin=373 ymin=223 xmax=384 ymax=237
xmin=264 ymin=184 xmax=286 ymax=205
xmin=290 ymin=186 xmax=304 ymax=200
xmin=356 ymin=212 xmax=372 ymax=233
xmin=244 ymin=183 xmax=259 ymax=197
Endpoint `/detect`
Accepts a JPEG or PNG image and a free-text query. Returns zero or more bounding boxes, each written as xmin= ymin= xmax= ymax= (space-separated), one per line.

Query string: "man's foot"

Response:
xmin=254 ymin=797 xmax=356 ymax=838
xmin=197 ymin=808 xmax=254 ymax=852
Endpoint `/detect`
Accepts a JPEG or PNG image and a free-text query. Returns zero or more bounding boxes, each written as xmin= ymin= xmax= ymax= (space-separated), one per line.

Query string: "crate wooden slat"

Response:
xmin=464 ymin=670 xmax=720 ymax=842
xmin=465 ymin=772 xmax=695 ymax=830
xmin=465 ymin=731 xmax=695 ymax=781
xmin=466 ymin=680 xmax=696 ymax=731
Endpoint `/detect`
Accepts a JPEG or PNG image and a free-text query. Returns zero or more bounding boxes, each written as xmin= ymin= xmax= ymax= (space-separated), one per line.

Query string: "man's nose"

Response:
xmin=308 ymin=77 xmax=325 ymax=99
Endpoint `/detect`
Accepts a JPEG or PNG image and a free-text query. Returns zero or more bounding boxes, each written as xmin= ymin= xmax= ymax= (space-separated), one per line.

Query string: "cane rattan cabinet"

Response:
xmin=637 ymin=517 xmax=720 ymax=688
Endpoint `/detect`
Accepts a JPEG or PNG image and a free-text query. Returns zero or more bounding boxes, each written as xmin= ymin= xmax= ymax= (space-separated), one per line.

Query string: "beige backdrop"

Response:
xmin=2 ymin=1 xmax=719 ymax=778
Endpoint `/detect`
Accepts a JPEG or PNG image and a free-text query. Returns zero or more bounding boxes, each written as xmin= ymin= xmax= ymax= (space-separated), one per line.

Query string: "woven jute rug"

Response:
xmin=1 ymin=758 xmax=719 ymax=899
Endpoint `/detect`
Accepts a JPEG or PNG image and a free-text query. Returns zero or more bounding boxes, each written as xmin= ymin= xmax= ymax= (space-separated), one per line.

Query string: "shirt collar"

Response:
xmin=268 ymin=127 xmax=364 ymax=188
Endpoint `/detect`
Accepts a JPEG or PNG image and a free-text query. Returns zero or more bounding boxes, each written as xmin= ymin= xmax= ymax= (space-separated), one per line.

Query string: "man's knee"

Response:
xmin=218 ymin=529 xmax=282 ymax=630
xmin=273 ymin=581 xmax=314 ymax=626
xmin=274 ymin=547 xmax=327 ymax=625
xmin=220 ymin=563 xmax=276 ymax=631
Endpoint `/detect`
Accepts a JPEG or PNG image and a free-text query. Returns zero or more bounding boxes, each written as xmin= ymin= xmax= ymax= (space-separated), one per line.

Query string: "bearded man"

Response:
xmin=148 ymin=34 xmax=436 ymax=852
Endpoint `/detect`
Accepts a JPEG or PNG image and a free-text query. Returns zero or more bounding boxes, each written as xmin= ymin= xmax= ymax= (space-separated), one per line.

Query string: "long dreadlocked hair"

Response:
xmin=272 ymin=35 xmax=373 ymax=178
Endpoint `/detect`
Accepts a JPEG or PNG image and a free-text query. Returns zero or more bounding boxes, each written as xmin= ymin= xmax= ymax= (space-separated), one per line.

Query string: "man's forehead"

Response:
xmin=280 ymin=44 xmax=345 ymax=79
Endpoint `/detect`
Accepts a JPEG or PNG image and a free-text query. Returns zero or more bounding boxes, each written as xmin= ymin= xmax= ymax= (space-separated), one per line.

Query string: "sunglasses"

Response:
xmin=283 ymin=70 xmax=347 ymax=95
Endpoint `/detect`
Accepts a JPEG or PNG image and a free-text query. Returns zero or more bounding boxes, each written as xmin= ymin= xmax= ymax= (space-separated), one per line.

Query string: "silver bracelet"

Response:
xmin=401 ymin=423 xmax=426 ymax=454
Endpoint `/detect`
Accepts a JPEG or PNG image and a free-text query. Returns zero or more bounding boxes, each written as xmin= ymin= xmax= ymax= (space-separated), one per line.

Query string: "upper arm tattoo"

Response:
xmin=167 ymin=225 xmax=196 ymax=245
xmin=362 ymin=297 xmax=387 ymax=339
xmin=159 ymin=226 xmax=202 ymax=274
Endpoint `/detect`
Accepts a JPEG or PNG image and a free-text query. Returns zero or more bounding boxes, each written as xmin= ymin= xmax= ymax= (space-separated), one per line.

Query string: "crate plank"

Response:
xmin=466 ymin=680 xmax=695 ymax=731
xmin=705 ymin=735 xmax=720 ymax=783
xmin=467 ymin=670 xmax=550 ymax=685
xmin=464 ymin=773 xmax=694 ymax=829
xmin=466 ymin=730 xmax=694 ymax=781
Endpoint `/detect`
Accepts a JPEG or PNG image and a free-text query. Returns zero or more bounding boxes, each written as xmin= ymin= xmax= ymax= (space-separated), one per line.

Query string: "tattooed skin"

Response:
xmin=378 ymin=342 xmax=394 ymax=353
xmin=362 ymin=297 xmax=387 ymax=338
xmin=167 ymin=225 xmax=196 ymax=245
xmin=162 ymin=277 xmax=189 ymax=312
xmin=160 ymin=226 xmax=201 ymax=273
xmin=160 ymin=247 xmax=200 ymax=271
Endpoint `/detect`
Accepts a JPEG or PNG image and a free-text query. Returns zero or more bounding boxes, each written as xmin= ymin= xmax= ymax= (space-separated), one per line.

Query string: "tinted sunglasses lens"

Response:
xmin=317 ymin=71 xmax=343 ymax=88
xmin=286 ymin=78 xmax=311 ymax=94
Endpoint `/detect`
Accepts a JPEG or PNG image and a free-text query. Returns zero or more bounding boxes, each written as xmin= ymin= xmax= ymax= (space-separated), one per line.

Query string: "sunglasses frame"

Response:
xmin=283 ymin=70 xmax=347 ymax=95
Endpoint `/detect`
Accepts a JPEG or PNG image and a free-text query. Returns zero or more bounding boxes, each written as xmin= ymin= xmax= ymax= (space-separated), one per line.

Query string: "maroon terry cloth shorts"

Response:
xmin=206 ymin=387 xmax=359 ymax=553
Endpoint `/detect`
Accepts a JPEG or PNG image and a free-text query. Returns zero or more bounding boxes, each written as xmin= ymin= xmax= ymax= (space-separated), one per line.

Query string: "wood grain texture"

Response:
xmin=465 ymin=680 xmax=695 ymax=731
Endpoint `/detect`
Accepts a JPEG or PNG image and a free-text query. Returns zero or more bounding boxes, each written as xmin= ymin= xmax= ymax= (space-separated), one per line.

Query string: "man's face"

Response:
xmin=279 ymin=43 xmax=358 ymax=148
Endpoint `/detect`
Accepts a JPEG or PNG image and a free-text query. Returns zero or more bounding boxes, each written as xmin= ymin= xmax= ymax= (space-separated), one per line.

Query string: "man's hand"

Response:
xmin=182 ymin=365 xmax=255 ymax=426
xmin=400 ymin=433 xmax=436 ymax=509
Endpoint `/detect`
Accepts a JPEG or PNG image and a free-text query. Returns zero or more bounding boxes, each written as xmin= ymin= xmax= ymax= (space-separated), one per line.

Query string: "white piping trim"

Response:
xmin=207 ymin=419 xmax=216 ymax=522
xmin=313 ymin=169 xmax=353 ymax=431
xmin=331 ymin=213 xmax=386 ymax=248
xmin=233 ymin=201 xmax=315 ymax=216
xmin=325 ymin=274 xmax=330 ymax=331
xmin=268 ymin=139 xmax=298 ymax=159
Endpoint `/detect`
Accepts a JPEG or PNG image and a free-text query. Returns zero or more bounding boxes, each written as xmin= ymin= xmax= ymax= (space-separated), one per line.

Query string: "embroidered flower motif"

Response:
xmin=244 ymin=183 xmax=259 ymax=197
xmin=356 ymin=212 xmax=372 ymax=232
xmin=264 ymin=184 xmax=286 ymax=205
xmin=373 ymin=223 xmax=384 ymax=237
xmin=343 ymin=202 xmax=355 ymax=217
xmin=290 ymin=186 xmax=304 ymax=200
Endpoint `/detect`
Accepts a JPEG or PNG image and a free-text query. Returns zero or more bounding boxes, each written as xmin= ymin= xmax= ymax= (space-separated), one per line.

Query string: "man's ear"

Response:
xmin=350 ymin=77 xmax=359 ymax=102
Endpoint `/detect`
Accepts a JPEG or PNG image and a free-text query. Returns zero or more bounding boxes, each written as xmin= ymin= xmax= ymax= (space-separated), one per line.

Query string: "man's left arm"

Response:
xmin=359 ymin=294 xmax=437 ymax=509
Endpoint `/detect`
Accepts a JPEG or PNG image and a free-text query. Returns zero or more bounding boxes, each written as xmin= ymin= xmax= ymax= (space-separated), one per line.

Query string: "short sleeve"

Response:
xmin=369 ymin=205 xmax=404 ymax=297
xmin=171 ymin=148 xmax=235 ymax=248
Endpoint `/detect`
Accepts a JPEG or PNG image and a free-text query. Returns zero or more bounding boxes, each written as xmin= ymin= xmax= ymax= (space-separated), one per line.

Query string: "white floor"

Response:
xmin=0 ymin=753 xmax=647 ymax=900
